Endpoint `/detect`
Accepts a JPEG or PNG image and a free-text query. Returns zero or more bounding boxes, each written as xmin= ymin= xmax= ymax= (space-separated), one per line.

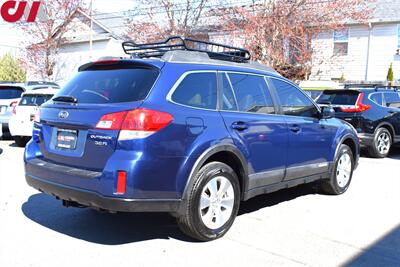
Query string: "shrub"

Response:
xmin=0 ymin=53 xmax=26 ymax=82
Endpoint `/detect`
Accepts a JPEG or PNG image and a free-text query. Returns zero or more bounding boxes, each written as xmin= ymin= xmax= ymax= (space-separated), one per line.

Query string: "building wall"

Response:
xmin=310 ymin=23 xmax=400 ymax=82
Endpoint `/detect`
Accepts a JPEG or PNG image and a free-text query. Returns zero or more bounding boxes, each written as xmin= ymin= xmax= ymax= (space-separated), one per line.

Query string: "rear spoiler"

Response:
xmin=78 ymin=58 xmax=164 ymax=72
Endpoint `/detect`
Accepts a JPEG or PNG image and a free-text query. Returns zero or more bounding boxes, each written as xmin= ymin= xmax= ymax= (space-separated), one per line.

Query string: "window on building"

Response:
xmin=397 ymin=24 xmax=400 ymax=49
xmin=333 ymin=28 xmax=349 ymax=56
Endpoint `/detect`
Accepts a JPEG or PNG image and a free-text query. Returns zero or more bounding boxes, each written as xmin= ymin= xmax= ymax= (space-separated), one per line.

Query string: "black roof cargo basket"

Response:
xmin=122 ymin=36 xmax=251 ymax=63
xmin=344 ymin=83 xmax=400 ymax=90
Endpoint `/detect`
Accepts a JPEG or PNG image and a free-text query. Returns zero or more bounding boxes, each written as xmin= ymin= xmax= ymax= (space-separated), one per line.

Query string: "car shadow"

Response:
xmin=22 ymin=184 xmax=317 ymax=244
xmin=387 ymin=147 xmax=400 ymax=160
xmin=8 ymin=142 xmax=19 ymax=148
xmin=343 ymin=224 xmax=400 ymax=266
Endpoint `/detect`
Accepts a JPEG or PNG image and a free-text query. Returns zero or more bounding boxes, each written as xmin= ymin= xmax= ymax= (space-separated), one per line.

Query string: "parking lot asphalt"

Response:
xmin=0 ymin=138 xmax=399 ymax=267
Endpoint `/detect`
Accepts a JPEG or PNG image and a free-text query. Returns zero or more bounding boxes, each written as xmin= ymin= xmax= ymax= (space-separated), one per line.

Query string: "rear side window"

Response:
xmin=370 ymin=93 xmax=383 ymax=106
xmin=56 ymin=67 xmax=159 ymax=104
xmin=317 ymin=90 xmax=359 ymax=105
xmin=171 ymin=72 xmax=217 ymax=110
xmin=228 ymin=73 xmax=275 ymax=114
xmin=19 ymin=94 xmax=53 ymax=106
xmin=0 ymin=87 xmax=24 ymax=99
xmin=384 ymin=92 xmax=400 ymax=108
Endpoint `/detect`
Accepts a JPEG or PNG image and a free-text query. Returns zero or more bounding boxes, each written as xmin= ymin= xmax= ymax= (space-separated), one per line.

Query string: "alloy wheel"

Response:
xmin=199 ymin=176 xmax=235 ymax=230
xmin=336 ymin=153 xmax=352 ymax=188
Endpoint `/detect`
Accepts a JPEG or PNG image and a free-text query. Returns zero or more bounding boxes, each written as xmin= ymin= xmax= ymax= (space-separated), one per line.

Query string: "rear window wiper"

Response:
xmin=52 ymin=95 xmax=78 ymax=103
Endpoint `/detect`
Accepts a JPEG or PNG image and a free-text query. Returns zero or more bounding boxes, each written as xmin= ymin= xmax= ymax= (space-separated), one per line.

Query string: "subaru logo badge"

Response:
xmin=58 ymin=111 xmax=69 ymax=119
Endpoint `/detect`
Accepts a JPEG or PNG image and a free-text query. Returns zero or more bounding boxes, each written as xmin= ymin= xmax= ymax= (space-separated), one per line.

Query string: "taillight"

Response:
xmin=33 ymin=109 xmax=40 ymax=123
xmin=10 ymin=101 xmax=18 ymax=115
xmin=95 ymin=108 xmax=173 ymax=140
xmin=340 ymin=93 xmax=371 ymax=113
xmin=95 ymin=111 xmax=127 ymax=130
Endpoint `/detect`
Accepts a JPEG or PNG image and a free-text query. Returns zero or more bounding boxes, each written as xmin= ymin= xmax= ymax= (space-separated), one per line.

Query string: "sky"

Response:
xmin=91 ymin=0 xmax=137 ymax=13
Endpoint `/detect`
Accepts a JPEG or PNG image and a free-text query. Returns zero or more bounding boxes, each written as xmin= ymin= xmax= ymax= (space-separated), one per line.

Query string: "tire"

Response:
xmin=320 ymin=144 xmax=354 ymax=195
xmin=177 ymin=162 xmax=241 ymax=241
xmin=367 ymin=127 xmax=392 ymax=158
xmin=14 ymin=136 xmax=30 ymax=147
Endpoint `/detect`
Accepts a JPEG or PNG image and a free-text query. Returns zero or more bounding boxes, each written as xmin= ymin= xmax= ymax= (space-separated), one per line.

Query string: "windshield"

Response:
xmin=55 ymin=67 xmax=159 ymax=104
xmin=0 ymin=87 xmax=24 ymax=99
xmin=317 ymin=90 xmax=360 ymax=105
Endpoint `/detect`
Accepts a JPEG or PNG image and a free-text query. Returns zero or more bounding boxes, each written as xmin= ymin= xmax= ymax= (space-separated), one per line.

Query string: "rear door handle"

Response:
xmin=231 ymin=121 xmax=248 ymax=131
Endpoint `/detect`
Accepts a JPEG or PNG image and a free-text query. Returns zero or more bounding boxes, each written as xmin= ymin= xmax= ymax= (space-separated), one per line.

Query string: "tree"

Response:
xmin=387 ymin=63 xmax=394 ymax=82
xmin=219 ymin=0 xmax=374 ymax=80
xmin=0 ymin=53 xmax=26 ymax=82
xmin=126 ymin=0 xmax=211 ymax=43
xmin=18 ymin=0 xmax=85 ymax=80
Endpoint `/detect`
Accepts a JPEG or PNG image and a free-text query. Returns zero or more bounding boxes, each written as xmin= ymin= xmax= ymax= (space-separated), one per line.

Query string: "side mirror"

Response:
xmin=321 ymin=106 xmax=335 ymax=119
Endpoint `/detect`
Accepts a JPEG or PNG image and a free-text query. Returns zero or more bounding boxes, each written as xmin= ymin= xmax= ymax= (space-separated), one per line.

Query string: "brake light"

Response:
xmin=340 ymin=93 xmax=371 ymax=113
xmin=10 ymin=101 xmax=18 ymax=115
xmin=93 ymin=59 xmax=120 ymax=65
xmin=96 ymin=108 xmax=173 ymax=140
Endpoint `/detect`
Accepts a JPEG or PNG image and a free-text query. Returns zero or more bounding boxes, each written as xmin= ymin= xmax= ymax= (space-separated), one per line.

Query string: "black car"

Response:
xmin=317 ymin=86 xmax=400 ymax=158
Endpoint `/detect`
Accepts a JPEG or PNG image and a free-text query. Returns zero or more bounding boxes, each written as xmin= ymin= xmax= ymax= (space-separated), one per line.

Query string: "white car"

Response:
xmin=0 ymin=84 xmax=25 ymax=133
xmin=9 ymin=89 xmax=58 ymax=147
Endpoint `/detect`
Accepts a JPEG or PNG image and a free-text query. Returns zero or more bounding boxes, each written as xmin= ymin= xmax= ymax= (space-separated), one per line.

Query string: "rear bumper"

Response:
xmin=26 ymin=174 xmax=182 ymax=213
xmin=357 ymin=133 xmax=374 ymax=147
xmin=0 ymin=113 xmax=11 ymax=125
xmin=8 ymin=117 xmax=33 ymax=137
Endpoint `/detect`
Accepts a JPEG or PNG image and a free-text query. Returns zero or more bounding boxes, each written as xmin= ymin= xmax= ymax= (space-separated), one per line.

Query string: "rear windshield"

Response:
xmin=20 ymin=94 xmax=53 ymax=106
xmin=55 ymin=67 xmax=159 ymax=104
xmin=317 ymin=90 xmax=359 ymax=105
xmin=0 ymin=87 xmax=24 ymax=99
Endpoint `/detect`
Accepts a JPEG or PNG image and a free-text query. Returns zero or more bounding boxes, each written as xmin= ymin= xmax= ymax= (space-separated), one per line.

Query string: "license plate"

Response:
xmin=56 ymin=129 xmax=78 ymax=150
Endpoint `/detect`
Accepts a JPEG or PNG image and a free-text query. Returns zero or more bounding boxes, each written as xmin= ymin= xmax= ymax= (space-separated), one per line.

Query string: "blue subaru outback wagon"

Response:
xmin=24 ymin=37 xmax=359 ymax=241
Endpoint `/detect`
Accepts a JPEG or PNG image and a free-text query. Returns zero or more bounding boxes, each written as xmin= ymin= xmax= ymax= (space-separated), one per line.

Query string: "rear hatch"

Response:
xmin=0 ymin=86 xmax=24 ymax=116
xmin=316 ymin=89 xmax=368 ymax=127
xmin=37 ymin=61 xmax=161 ymax=171
xmin=15 ymin=93 xmax=54 ymax=122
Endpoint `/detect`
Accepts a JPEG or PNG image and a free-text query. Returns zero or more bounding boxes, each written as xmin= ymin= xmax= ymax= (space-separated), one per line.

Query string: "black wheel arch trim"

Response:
xmin=335 ymin=133 xmax=359 ymax=169
xmin=182 ymin=143 xmax=249 ymax=201
xmin=375 ymin=122 xmax=395 ymax=139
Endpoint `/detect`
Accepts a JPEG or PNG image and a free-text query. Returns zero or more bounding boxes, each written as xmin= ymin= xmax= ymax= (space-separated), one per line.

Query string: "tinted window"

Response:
xmin=0 ymin=87 xmax=24 ymax=99
xmin=384 ymin=92 xmax=400 ymax=108
xmin=19 ymin=94 xmax=53 ymax=106
xmin=221 ymin=74 xmax=237 ymax=111
xmin=370 ymin=93 xmax=383 ymax=106
xmin=228 ymin=73 xmax=274 ymax=114
xmin=304 ymin=90 xmax=323 ymax=100
xmin=172 ymin=73 xmax=217 ymax=110
xmin=270 ymin=78 xmax=318 ymax=117
xmin=317 ymin=90 xmax=360 ymax=105
xmin=57 ymin=68 xmax=159 ymax=104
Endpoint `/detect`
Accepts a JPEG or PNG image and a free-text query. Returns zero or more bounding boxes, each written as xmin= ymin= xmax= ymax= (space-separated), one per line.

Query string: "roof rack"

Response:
xmin=344 ymin=83 xmax=400 ymax=91
xmin=122 ymin=36 xmax=251 ymax=63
